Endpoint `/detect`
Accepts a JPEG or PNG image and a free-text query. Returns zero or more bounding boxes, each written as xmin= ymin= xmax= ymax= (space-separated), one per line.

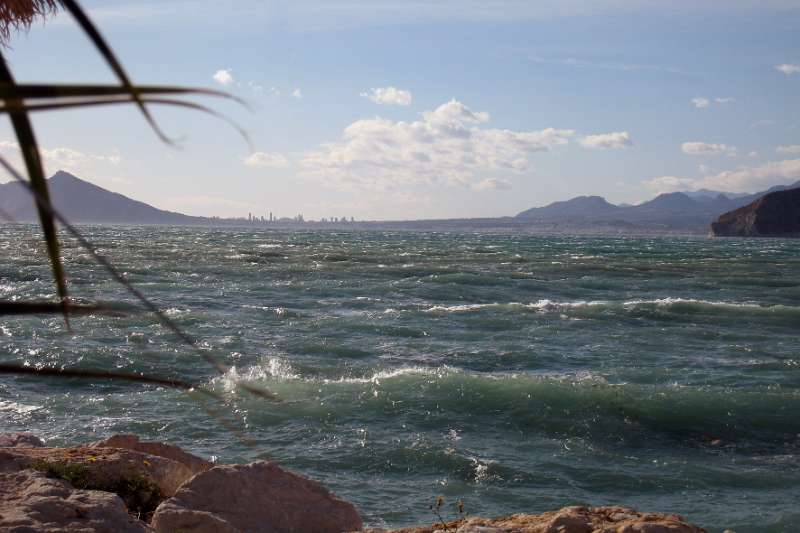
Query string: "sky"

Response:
xmin=1 ymin=0 xmax=799 ymax=220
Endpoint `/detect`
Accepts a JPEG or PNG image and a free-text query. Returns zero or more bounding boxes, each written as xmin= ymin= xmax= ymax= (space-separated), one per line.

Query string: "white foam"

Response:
xmin=420 ymin=298 xmax=791 ymax=314
xmin=163 ymin=308 xmax=189 ymax=317
xmin=325 ymin=365 xmax=455 ymax=385
xmin=621 ymin=297 xmax=784 ymax=311
xmin=0 ymin=400 xmax=42 ymax=414
xmin=423 ymin=300 xmax=606 ymax=313
xmin=215 ymin=357 xmax=299 ymax=391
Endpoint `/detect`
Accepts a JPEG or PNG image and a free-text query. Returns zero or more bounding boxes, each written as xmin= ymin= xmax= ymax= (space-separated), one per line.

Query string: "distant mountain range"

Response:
xmin=515 ymin=182 xmax=800 ymax=232
xmin=1 ymin=170 xmax=798 ymax=234
xmin=0 ymin=171 xmax=203 ymax=225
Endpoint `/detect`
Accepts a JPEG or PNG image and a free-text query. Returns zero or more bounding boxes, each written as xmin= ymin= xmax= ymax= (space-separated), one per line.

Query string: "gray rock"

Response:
xmin=151 ymin=460 xmax=363 ymax=533
xmin=0 ymin=432 xmax=45 ymax=448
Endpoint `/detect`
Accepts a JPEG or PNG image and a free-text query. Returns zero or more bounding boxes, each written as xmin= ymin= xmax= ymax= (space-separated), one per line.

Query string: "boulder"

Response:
xmin=364 ymin=506 xmax=705 ymax=533
xmin=151 ymin=460 xmax=363 ymax=533
xmin=0 ymin=445 xmax=193 ymax=518
xmin=0 ymin=469 xmax=150 ymax=532
xmin=0 ymin=432 xmax=45 ymax=448
xmin=91 ymin=434 xmax=212 ymax=476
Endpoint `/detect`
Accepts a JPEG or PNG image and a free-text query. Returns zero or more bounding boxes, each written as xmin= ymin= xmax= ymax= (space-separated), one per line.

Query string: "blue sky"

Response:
xmin=1 ymin=0 xmax=799 ymax=219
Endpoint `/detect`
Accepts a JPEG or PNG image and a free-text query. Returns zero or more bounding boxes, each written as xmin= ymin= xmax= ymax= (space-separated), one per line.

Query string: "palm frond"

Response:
xmin=0 ymin=362 xmax=200 ymax=391
xmin=0 ymin=53 xmax=70 ymax=326
xmin=0 ymin=0 xmax=59 ymax=44
xmin=60 ymin=0 xmax=179 ymax=144
xmin=0 ymin=83 xmax=247 ymax=106
xmin=0 ymin=300 xmax=129 ymax=316
xmin=0 ymin=95 xmax=252 ymax=148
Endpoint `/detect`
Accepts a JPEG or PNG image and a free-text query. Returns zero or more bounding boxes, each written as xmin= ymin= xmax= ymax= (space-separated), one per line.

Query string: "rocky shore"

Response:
xmin=0 ymin=432 xmax=707 ymax=532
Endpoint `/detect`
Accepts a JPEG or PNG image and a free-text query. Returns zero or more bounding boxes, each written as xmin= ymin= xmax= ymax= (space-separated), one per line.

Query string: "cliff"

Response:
xmin=711 ymin=187 xmax=800 ymax=237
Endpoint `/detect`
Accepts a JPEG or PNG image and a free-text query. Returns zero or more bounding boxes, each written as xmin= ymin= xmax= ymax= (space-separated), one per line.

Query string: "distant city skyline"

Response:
xmin=0 ymin=0 xmax=799 ymax=220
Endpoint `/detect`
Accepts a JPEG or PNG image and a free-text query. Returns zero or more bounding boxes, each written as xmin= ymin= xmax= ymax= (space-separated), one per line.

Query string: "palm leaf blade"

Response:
xmin=0 ymin=54 xmax=69 ymax=324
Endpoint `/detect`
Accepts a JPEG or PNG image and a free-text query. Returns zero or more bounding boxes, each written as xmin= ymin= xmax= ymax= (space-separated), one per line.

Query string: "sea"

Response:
xmin=1 ymin=225 xmax=798 ymax=532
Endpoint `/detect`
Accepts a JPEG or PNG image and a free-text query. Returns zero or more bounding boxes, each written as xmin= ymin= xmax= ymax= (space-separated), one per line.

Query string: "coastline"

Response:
xmin=0 ymin=432 xmax=707 ymax=532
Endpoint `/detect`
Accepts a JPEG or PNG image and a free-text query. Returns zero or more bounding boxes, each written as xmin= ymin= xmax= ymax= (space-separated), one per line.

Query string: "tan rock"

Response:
xmin=361 ymin=505 xmax=705 ymax=533
xmin=151 ymin=460 xmax=363 ymax=533
xmin=91 ymin=434 xmax=213 ymax=476
xmin=0 ymin=469 xmax=150 ymax=532
xmin=0 ymin=445 xmax=193 ymax=518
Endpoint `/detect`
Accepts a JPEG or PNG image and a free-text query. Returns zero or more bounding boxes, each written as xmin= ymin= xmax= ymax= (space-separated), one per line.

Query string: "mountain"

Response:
xmin=712 ymin=187 xmax=800 ymax=237
xmin=516 ymin=195 xmax=621 ymax=219
xmin=0 ymin=171 xmax=204 ymax=225
xmin=683 ymin=189 xmax=750 ymax=200
xmin=514 ymin=181 xmax=800 ymax=233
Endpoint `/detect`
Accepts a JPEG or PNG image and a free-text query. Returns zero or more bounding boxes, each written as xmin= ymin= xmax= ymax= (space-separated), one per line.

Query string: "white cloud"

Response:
xmin=0 ymin=141 xmax=120 ymax=178
xmin=643 ymin=176 xmax=698 ymax=194
xmin=472 ymin=178 xmax=512 ymax=191
xmin=579 ymin=131 xmax=633 ymax=149
xmin=529 ymin=55 xmax=683 ymax=74
xmin=213 ymin=69 xmax=234 ymax=86
xmin=681 ymin=142 xmax=737 ymax=157
xmin=300 ymin=99 xmax=574 ymax=190
xmin=291 ymin=88 xmax=303 ymax=99
xmin=692 ymin=96 xmax=734 ymax=109
xmin=748 ymin=151 xmax=760 ymax=158
xmin=698 ymin=159 xmax=800 ymax=191
xmin=775 ymin=64 xmax=800 ymax=75
xmin=644 ymin=159 xmax=800 ymax=194
xmin=776 ymin=144 xmax=800 ymax=155
xmin=360 ymin=86 xmax=413 ymax=106
xmin=750 ymin=119 xmax=775 ymax=129
xmin=243 ymin=152 xmax=290 ymax=168
xmin=246 ymin=81 xmax=263 ymax=94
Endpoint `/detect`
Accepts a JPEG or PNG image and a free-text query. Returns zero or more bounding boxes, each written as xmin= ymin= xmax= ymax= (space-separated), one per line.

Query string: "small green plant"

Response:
xmin=31 ymin=459 xmax=90 ymax=488
xmin=30 ymin=459 xmax=163 ymax=519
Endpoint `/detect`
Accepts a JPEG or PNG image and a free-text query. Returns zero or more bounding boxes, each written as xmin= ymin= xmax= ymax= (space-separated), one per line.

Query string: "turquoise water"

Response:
xmin=1 ymin=225 xmax=799 ymax=532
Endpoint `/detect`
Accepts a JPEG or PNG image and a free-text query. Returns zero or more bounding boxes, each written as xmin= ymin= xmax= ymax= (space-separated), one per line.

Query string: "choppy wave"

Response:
xmin=420 ymin=298 xmax=800 ymax=317
xmin=4 ymin=226 xmax=800 ymax=532
xmin=213 ymin=361 xmax=800 ymax=447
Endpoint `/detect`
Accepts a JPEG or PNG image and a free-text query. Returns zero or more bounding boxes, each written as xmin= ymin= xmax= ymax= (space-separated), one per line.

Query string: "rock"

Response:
xmin=91 ymin=434 xmax=212 ymax=476
xmin=711 ymin=187 xmax=800 ymax=237
xmin=0 ymin=445 xmax=194 ymax=518
xmin=455 ymin=524 xmax=506 ymax=533
xmin=151 ymin=460 xmax=363 ymax=533
xmin=361 ymin=506 xmax=705 ymax=533
xmin=0 ymin=432 xmax=45 ymax=448
xmin=0 ymin=469 xmax=150 ymax=532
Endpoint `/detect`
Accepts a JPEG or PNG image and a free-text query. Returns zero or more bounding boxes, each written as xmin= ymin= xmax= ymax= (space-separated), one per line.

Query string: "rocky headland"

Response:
xmin=0 ymin=432 xmax=708 ymax=532
xmin=711 ymin=187 xmax=800 ymax=237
